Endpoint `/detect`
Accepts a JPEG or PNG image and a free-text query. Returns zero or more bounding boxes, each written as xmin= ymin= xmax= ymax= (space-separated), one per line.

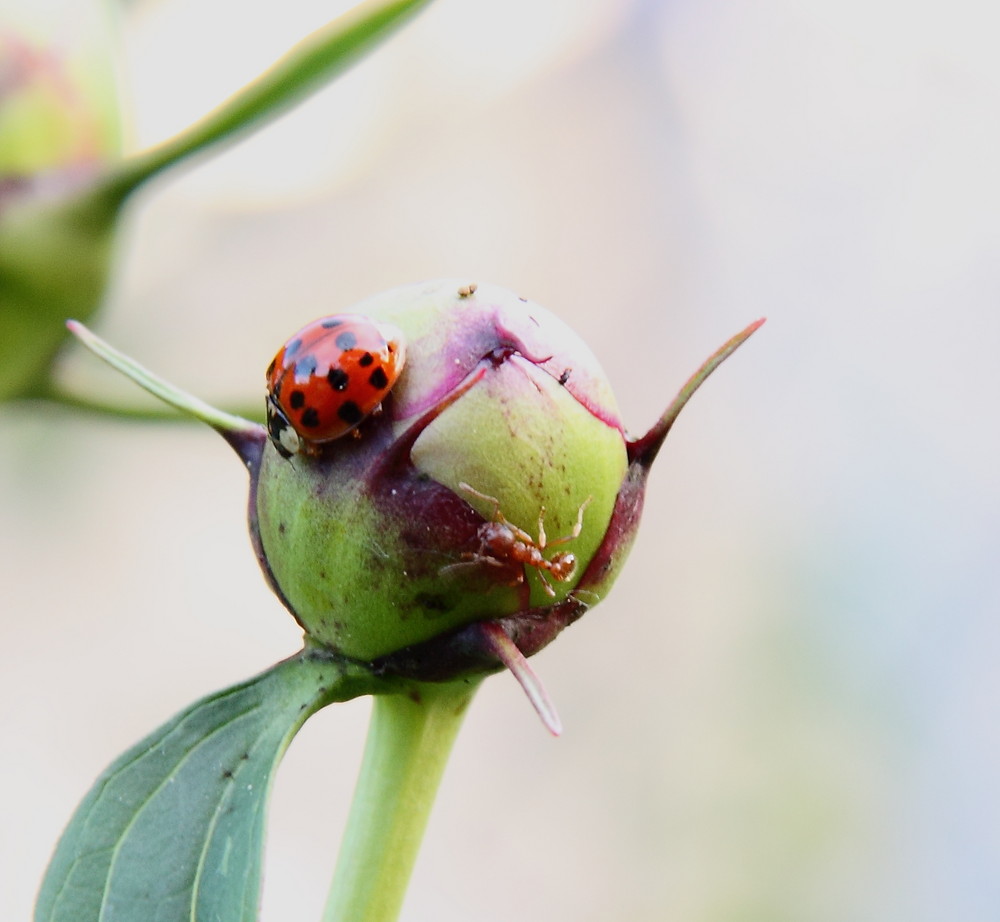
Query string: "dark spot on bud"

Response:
xmin=289 ymin=390 xmax=305 ymax=409
xmin=414 ymin=592 xmax=451 ymax=613
xmin=359 ymin=352 xmax=374 ymax=367
xmin=295 ymin=355 xmax=317 ymax=378
xmin=368 ymin=367 xmax=389 ymax=389
xmin=328 ymin=368 xmax=349 ymax=391
xmin=338 ymin=401 xmax=363 ymax=426
xmin=301 ymin=407 xmax=320 ymax=428
xmin=284 ymin=337 xmax=303 ymax=358
xmin=558 ymin=368 xmax=571 ymax=386
xmin=488 ymin=346 xmax=517 ymax=366
xmin=321 ymin=318 xmax=344 ymax=329
xmin=336 ymin=331 xmax=358 ymax=350
xmin=221 ymin=769 xmax=234 ymax=780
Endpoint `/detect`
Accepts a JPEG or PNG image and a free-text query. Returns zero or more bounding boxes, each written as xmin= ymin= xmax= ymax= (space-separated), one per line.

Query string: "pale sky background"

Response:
xmin=3 ymin=0 xmax=1000 ymax=920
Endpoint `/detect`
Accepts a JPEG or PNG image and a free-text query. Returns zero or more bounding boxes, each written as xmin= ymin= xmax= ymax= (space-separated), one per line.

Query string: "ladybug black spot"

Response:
xmin=301 ymin=407 xmax=321 ymax=428
xmin=289 ymin=390 xmax=306 ymax=409
xmin=321 ymin=318 xmax=344 ymax=329
xmin=359 ymin=352 xmax=374 ymax=367
xmin=328 ymin=368 xmax=349 ymax=391
xmin=335 ymin=331 xmax=358 ymax=351
xmin=284 ymin=337 xmax=303 ymax=359
xmin=338 ymin=401 xmax=363 ymax=426
xmin=368 ymin=367 xmax=389 ymax=390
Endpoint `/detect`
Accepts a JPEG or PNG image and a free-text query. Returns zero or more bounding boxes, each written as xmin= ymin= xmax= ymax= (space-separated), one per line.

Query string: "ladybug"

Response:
xmin=265 ymin=314 xmax=406 ymax=458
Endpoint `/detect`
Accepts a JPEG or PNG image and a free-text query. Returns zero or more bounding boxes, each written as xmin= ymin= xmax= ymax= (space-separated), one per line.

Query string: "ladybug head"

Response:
xmin=265 ymin=394 xmax=301 ymax=459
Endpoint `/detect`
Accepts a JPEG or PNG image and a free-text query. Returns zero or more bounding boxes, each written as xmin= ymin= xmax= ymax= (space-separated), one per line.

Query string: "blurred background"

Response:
xmin=3 ymin=0 xmax=999 ymax=919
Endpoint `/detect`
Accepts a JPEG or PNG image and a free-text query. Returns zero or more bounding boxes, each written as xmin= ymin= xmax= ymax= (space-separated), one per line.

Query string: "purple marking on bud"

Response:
xmin=373 ymin=596 xmax=589 ymax=682
xmin=377 ymin=287 xmax=623 ymax=436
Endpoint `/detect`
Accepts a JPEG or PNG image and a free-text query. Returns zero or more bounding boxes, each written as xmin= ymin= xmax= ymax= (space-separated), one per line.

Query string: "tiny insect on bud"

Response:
xmin=251 ymin=280 xmax=764 ymax=699
xmin=65 ymin=280 xmax=763 ymax=730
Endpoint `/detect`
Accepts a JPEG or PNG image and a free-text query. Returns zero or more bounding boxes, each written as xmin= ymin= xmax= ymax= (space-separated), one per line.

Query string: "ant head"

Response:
xmin=548 ymin=551 xmax=577 ymax=581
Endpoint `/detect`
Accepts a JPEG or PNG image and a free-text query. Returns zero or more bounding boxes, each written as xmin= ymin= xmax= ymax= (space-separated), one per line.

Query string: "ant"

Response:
xmin=450 ymin=483 xmax=592 ymax=597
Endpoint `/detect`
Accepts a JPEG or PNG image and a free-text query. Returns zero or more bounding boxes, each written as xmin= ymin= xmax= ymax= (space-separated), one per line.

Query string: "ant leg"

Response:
xmin=536 ymin=506 xmax=548 ymax=551
xmin=548 ymin=496 xmax=593 ymax=546
xmin=458 ymin=482 xmax=506 ymax=524
xmin=535 ymin=569 xmax=556 ymax=597
xmin=439 ymin=554 xmax=520 ymax=578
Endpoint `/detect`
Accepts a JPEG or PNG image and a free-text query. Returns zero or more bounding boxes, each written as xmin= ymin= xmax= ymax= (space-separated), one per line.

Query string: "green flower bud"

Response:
xmin=65 ymin=286 xmax=761 ymax=729
xmin=0 ymin=5 xmax=123 ymax=401
xmin=0 ymin=8 xmax=121 ymax=182
xmin=251 ymin=280 xmax=763 ymax=680
xmin=254 ymin=280 xmax=628 ymax=662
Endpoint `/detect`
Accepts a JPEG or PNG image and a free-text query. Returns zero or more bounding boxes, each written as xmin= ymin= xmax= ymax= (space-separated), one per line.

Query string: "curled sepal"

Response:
xmin=66 ymin=320 xmax=266 ymax=466
xmin=35 ymin=650 xmax=380 ymax=922
xmin=628 ymin=317 xmax=766 ymax=468
xmin=477 ymin=620 xmax=563 ymax=735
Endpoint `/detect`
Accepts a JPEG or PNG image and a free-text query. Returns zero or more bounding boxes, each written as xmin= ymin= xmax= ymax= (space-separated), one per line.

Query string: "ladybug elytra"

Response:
xmin=265 ymin=314 xmax=405 ymax=458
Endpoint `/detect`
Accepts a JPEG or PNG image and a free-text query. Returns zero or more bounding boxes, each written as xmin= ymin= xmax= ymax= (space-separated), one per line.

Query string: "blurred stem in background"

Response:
xmin=0 ymin=0 xmax=432 ymax=412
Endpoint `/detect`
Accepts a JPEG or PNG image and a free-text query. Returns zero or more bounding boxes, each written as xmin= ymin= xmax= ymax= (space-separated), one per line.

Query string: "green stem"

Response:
xmin=92 ymin=0 xmax=433 ymax=207
xmin=323 ymin=680 xmax=481 ymax=922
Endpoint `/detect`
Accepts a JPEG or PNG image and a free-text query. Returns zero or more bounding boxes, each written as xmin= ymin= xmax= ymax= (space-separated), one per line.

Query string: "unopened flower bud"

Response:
xmin=66 ymin=283 xmax=761 ymax=729
xmin=252 ymin=279 xmax=762 ymax=685
xmin=253 ymin=280 xmax=629 ymax=663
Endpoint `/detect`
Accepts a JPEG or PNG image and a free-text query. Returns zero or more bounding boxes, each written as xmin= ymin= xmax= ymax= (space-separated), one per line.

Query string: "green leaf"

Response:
xmin=35 ymin=649 xmax=378 ymax=922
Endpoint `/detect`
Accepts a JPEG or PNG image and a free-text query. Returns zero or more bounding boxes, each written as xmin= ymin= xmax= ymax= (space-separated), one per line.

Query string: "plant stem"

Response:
xmin=93 ymin=0 xmax=434 ymax=207
xmin=323 ymin=679 xmax=481 ymax=922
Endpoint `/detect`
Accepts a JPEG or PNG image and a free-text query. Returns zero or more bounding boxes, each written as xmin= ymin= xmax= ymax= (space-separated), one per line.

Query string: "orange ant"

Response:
xmin=451 ymin=483 xmax=592 ymax=597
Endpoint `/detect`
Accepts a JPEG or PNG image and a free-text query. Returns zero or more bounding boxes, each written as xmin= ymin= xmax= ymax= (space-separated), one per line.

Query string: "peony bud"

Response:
xmin=251 ymin=280 xmax=762 ymax=682
xmin=0 ymin=3 xmax=123 ymax=401
xmin=253 ymin=280 xmax=628 ymax=662
xmin=66 ymin=283 xmax=761 ymax=730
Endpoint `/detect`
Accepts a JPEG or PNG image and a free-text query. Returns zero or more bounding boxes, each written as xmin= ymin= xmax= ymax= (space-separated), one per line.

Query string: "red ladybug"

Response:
xmin=265 ymin=314 xmax=406 ymax=458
